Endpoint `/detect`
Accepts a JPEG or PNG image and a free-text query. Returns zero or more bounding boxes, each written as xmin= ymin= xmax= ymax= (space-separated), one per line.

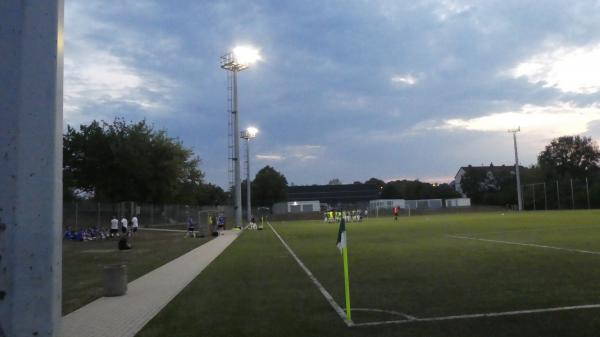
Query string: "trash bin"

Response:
xmin=103 ymin=265 xmax=127 ymax=297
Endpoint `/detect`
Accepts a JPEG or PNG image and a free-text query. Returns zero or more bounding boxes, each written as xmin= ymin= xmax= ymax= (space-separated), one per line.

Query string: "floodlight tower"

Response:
xmin=241 ymin=126 xmax=259 ymax=223
xmin=508 ymin=127 xmax=523 ymax=211
xmin=220 ymin=46 xmax=261 ymax=228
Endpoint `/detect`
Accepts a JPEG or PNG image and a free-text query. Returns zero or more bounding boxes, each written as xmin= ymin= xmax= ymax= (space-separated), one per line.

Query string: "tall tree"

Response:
xmin=538 ymin=136 xmax=600 ymax=179
xmin=252 ymin=166 xmax=288 ymax=207
xmin=364 ymin=177 xmax=386 ymax=191
xmin=328 ymin=178 xmax=342 ymax=185
xmin=64 ymin=119 xmax=206 ymax=204
xmin=381 ymin=179 xmax=460 ymax=199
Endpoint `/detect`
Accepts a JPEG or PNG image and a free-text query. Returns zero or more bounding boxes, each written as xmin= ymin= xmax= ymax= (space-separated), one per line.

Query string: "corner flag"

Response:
xmin=336 ymin=218 xmax=347 ymax=253
xmin=336 ymin=218 xmax=351 ymax=320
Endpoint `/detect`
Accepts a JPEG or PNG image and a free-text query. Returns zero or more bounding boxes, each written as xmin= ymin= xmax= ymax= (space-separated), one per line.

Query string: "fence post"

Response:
xmin=570 ymin=179 xmax=575 ymax=209
xmin=532 ymin=185 xmax=536 ymax=210
xmin=586 ymin=177 xmax=591 ymax=209
xmin=543 ymin=182 xmax=547 ymax=210
xmin=556 ymin=180 xmax=560 ymax=209
xmin=75 ymin=201 xmax=79 ymax=230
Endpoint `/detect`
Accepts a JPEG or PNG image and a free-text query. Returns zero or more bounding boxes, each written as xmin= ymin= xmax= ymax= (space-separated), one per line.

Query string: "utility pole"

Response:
xmin=508 ymin=127 xmax=523 ymax=211
xmin=0 ymin=2 xmax=63 ymax=336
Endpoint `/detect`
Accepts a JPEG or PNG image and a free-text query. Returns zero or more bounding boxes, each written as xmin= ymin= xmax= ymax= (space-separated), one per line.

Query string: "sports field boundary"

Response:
xmin=268 ymin=222 xmax=600 ymax=329
xmin=352 ymin=303 xmax=600 ymax=327
xmin=267 ymin=222 xmax=354 ymax=327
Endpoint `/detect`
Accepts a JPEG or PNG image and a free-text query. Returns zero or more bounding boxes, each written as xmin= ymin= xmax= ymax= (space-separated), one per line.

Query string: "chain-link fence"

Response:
xmin=63 ymin=201 xmax=233 ymax=230
xmin=522 ymin=177 xmax=598 ymax=210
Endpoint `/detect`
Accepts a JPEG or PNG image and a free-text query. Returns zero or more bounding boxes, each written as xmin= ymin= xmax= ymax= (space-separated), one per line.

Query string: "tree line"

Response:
xmin=63 ymin=119 xmax=227 ymax=205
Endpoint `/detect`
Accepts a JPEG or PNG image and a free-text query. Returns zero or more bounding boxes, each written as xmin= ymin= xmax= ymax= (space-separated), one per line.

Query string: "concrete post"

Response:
xmin=0 ymin=1 xmax=64 ymax=336
xmin=512 ymin=131 xmax=523 ymax=211
xmin=246 ymin=138 xmax=252 ymax=224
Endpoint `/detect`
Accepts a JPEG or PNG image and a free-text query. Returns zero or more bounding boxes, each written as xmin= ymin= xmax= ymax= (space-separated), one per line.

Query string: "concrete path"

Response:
xmin=61 ymin=230 xmax=240 ymax=337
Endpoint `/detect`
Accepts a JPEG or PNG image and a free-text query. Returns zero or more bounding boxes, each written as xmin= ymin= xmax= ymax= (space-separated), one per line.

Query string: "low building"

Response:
xmin=445 ymin=198 xmax=471 ymax=207
xmin=272 ymin=200 xmax=321 ymax=214
xmin=369 ymin=199 xmax=405 ymax=210
xmin=369 ymin=198 xmax=446 ymax=211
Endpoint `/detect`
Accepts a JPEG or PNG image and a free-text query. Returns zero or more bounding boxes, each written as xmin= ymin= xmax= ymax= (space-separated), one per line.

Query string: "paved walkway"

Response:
xmin=61 ymin=231 xmax=240 ymax=337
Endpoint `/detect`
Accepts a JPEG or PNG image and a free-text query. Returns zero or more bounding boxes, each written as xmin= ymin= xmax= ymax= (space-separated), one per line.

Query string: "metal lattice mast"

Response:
xmin=221 ymin=47 xmax=260 ymax=228
xmin=226 ymin=71 xmax=235 ymax=192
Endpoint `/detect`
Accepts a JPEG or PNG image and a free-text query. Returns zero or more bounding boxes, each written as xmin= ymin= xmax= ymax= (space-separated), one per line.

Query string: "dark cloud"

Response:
xmin=65 ymin=0 xmax=600 ymax=186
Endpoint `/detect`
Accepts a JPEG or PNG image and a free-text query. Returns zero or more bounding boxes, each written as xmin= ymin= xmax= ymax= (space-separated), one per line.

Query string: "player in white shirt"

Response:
xmin=131 ymin=216 xmax=139 ymax=234
xmin=121 ymin=217 xmax=128 ymax=235
xmin=110 ymin=216 xmax=119 ymax=237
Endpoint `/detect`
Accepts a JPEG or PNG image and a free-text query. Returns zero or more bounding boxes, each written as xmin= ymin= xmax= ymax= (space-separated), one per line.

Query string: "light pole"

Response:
xmin=241 ymin=126 xmax=259 ymax=224
xmin=508 ymin=127 xmax=523 ymax=211
xmin=220 ymin=46 xmax=261 ymax=228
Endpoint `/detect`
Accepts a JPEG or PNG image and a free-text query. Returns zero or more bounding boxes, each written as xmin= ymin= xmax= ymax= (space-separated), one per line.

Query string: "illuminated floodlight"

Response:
xmin=233 ymin=46 xmax=261 ymax=66
xmin=221 ymin=45 xmax=261 ymax=71
xmin=247 ymin=126 xmax=259 ymax=138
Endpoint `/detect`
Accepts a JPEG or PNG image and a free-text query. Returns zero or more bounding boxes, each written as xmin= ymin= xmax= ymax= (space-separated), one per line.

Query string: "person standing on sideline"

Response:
xmin=110 ymin=216 xmax=119 ymax=237
xmin=131 ymin=215 xmax=139 ymax=235
xmin=121 ymin=217 xmax=129 ymax=235
xmin=393 ymin=207 xmax=399 ymax=221
xmin=186 ymin=216 xmax=196 ymax=238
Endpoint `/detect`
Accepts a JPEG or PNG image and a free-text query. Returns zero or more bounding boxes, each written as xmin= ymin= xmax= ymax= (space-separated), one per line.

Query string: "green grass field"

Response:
xmin=137 ymin=210 xmax=600 ymax=337
xmin=63 ymin=230 xmax=210 ymax=314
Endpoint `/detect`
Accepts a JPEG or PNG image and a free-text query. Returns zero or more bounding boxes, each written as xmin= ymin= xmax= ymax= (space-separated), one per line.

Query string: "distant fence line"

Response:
xmin=521 ymin=177 xmax=600 ymax=211
xmin=63 ymin=201 xmax=233 ymax=229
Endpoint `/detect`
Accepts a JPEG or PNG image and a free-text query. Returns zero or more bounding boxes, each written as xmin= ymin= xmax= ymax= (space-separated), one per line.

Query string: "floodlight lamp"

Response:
xmin=233 ymin=46 xmax=261 ymax=67
xmin=246 ymin=126 xmax=259 ymax=138
xmin=220 ymin=45 xmax=261 ymax=71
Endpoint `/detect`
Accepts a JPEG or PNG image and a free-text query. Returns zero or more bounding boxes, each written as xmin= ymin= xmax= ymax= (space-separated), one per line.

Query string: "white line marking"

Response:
xmin=447 ymin=234 xmax=600 ymax=256
xmin=268 ymin=222 xmax=354 ymax=327
xmin=344 ymin=307 xmax=416 ymax=320
xmin=454 ymin=223 xmax=600 ymax=237
xmin=353 ymin=303 xmax=600 ymax=327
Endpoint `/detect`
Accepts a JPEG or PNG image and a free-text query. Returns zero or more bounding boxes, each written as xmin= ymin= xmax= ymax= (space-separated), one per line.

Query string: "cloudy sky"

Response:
xmin=64 ymin=0 xmax=600 ymax=187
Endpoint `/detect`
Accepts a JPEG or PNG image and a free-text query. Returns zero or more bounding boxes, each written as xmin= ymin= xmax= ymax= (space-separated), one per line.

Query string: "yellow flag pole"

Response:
xmin=343 ymin=246 xmax=351 ymax=320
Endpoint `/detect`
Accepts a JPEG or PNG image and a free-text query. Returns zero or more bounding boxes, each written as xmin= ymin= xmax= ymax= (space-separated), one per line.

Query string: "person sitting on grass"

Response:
xmin=249 ymin=217 xmax=257 ymax=230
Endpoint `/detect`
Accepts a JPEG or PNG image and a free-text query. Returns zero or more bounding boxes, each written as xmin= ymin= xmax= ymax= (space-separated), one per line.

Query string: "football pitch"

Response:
xmin=138 ymin=210 xmax=600 ymax=337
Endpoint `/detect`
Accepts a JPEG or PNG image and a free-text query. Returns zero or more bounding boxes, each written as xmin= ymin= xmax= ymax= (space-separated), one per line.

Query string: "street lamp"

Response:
xmin=220 ymin=45 xmax=261 ymax=228
xmin=508 ymin=127 xmax=523 ymax=211
xmin=241 ymin=126 xmax=259 ymax=224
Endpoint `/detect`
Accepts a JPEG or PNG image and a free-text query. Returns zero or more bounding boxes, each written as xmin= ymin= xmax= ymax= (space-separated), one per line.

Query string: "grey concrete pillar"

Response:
xmin=0 ymin=1 xmax=64 ymax=336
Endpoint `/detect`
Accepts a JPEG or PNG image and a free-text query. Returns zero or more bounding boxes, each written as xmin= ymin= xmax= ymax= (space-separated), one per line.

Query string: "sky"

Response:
xmin=64 ymin=0 xmax=600 ymax=188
